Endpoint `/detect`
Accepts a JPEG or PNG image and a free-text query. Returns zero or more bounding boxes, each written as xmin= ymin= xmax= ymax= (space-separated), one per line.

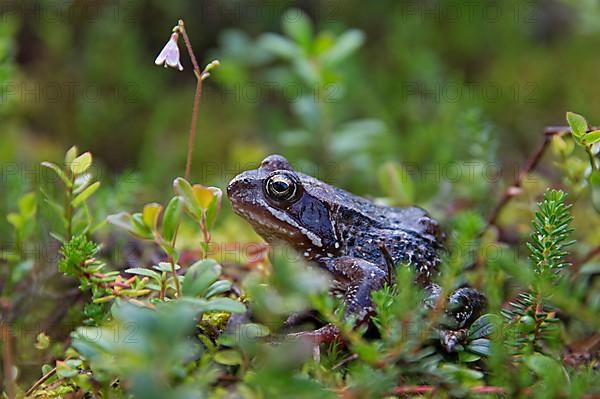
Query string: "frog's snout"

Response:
xmin=226 ymin=170 xmax=259 ymax=205
xmin=226 ymin=173 xmax=244 ymax=202
xmin=225 ymin=175 xmax=237 ymax=199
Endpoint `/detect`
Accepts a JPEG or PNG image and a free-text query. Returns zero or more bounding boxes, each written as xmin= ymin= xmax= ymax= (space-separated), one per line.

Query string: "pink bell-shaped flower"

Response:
xmin=155 ymin=32 xmax=183 ymax=71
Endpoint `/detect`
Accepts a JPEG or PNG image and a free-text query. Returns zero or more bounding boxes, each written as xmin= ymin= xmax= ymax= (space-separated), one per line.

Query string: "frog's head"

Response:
xmin=227 ymin=155 xmax=339 ymax=257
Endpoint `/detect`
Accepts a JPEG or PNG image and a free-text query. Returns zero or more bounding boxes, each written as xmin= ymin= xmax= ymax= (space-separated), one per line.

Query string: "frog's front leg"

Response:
xmin=425 ymin=284 xmax=487 ymax=351
xmin=322 ymin=256 xmax=388 ymax=319
xmin=288 ymin=257 xmax=387 ymax=345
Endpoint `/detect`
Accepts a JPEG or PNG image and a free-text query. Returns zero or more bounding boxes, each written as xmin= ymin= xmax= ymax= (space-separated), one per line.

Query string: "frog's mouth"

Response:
xmin=228 ymin=171 xmax=299 ymax=240
xmin=230 ymin=196 xmax=311 ymax=243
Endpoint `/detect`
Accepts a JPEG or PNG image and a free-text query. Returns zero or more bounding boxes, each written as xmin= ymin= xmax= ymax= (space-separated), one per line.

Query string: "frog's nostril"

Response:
xmin=226 ymin=177 xmax=240 ymax=199
xmin=227 ymin=172 xmax=256 ymax=201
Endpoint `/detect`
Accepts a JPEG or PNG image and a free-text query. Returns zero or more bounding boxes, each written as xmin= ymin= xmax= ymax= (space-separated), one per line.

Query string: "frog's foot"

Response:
xmin=321 ymin=256 xmax=387 ymax=316
xmin=444 ymin=287 xmax=487 ymax=329
xmin=426 ymin=285 xmax=487 ymax=352
xmin=286 ymin=323 xmax=341 ymax=345
xmin=439 ymin=328 xmax=469 ymax=352
xmin=282 ymin=310 xmax=320 ymax=328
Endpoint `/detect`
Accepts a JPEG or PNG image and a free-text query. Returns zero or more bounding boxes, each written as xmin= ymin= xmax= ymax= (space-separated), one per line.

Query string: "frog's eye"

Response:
xmin=265 ymin=173 xmax=299 ymax=203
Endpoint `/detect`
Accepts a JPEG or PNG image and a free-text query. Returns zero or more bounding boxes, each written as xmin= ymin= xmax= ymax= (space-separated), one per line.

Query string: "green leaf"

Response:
xmin=321 ymin=29 xmax=365 ymax=66
xmin=125 ymin=267 xmax=161 ymax=280
xmin=566 ymin=111 xmax=588 ymax=138
xmin=238 ymin=323 xmax=270 ymax=339
xmin=282 ymin=8 xmax=312 ymax=49
xmin=180 ymin=297 xmax=245 ymax=314
xmin=205 ymin=280 xmax=232 ymax=298
xmin=458 ymin=351 xmax=481 ymax=363
xmin=72 ymin=181 xmax=100 ymax=207
xmin=107 ymin=212 xmax=153 ymax=239
xmin=439 ymin=363 xmax=484 ymax=381
xmin=107 ymin=212 xmax=134 ymax=231
xmin=182 ymin=259 xmax=221 ymax=297
xmin=590 ymin=170 xmax=600 ymax=186
xmin=65 ymin=359 xmax=82 ymax=368
xmin=56 ymin=361 xmax=78 ymax=378
xmin=34 ymin=332 xmax=50 ymax=350
xmin=204 ymin=187 xmax=222 ymax=230
xmin=65 ymin=145 xmax=78 ymax=164
xmin=7 ymin=213 xmax=22 ymax=229
xmin=41 ymin=161 xmax=71 ymax=187
xmin=257 ymin=33 xmax=300 ymax=60
xmin=582 ymin=129 xmax=600 ymax=145
xmin=525 ymin=353 xmax=564 ymax=379
xmin=18 ymin=192 xmax=37 ymax=218
xmin=192 ymin=185 xmax=217 ymax=209
xmin=205 ymin=297 xmax=246 ymax=313
xmin=153 ymin=262 xmax=180 ymax=273
xmin=132 ymin=213 xmax=153 ymax=239
xmin=173 ymin=177 xmax=202 ymax=220
xmin=69 ymin=152 xmax=92 ymax=175
xmin=468 ymin=314 xmax=500 ymax=340
xmin=162 ymin=196 xmax=182 ymax=242
xmin=142 ymin=203 xmax=163 ymax=231
xmin=214 ymin=349 xmax=243 ymax=366
xmin=465 ymin=338 xmax=491 ymax=357
xmin=73 ymin=173 xmax=93 ymax=194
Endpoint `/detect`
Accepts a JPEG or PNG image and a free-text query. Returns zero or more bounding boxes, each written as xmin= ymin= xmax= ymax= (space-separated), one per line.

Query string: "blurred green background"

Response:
xmin=2 ymin=0 xmax=600 ymax=227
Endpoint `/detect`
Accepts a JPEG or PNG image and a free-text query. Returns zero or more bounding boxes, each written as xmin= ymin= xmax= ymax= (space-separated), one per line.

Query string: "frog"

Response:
xmin=227 ymin=154 xmax=486 ymax=351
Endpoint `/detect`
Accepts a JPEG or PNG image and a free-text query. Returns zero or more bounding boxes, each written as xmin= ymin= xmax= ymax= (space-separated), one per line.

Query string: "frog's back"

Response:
xmin=315 ymin=180 xmax=443 ymax=280
xmin=342 ymin=210 xmax=443 ymax=282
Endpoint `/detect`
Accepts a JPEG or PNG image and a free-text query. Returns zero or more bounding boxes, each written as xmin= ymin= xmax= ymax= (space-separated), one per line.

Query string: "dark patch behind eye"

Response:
xmin=289 ymin=194 xmax=335 ymax=247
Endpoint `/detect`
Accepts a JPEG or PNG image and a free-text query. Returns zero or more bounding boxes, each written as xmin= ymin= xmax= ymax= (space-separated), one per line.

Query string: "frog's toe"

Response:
xmin=439 ymin=328 xmax=468 ymax=352
xmin=286 ymin=323 xmax=341 ymax=345
xmin=282 ymin=310 xmax=319 ymax=328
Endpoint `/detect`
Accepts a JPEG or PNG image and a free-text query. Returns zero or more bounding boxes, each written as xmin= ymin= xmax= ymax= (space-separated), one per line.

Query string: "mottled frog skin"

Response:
xmin=227 ymin=155 xmax=485 ymax=350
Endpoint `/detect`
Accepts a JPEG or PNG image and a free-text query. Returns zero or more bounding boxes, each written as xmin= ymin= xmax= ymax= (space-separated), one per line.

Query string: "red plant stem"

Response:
xmin=24 ymin=367 xmax=57 ymax=397
xmin=199 ymin=214 xmax=211 ymax=259
xmin=65 ymin=172 xmax=75 ymax=240
xmin=485 ymin=133 xmax=553 ymax=229
xmin=390 ymin=385 xmax=522 ymax=395
xmin=472 ymin=386 xmax=507 ymax=393
xmin=486 ymin=125 xmax=599 ymax=231
xmin=391 ymin=385 xmax=435 ymax=394
xmin=332 ymin=353 xmax=359 ymax=370
xmin=185 ymin=79 xmax=203 ymax=180
xmin=178 ymin=21 xmax=204 ymax=180
xmin=179 ymin=21 xmax=200 ymax=73
xmin=169 ymin=255 xmax=182 ymax=298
